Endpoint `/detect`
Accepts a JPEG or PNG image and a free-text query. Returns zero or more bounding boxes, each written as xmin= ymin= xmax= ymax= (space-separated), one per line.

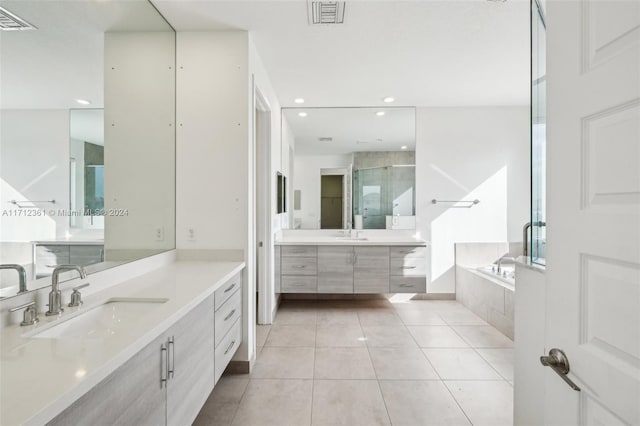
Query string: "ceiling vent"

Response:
xmin=318 ymin=137 xmax=333 ymax=142
xmin=0 ymin=7 xmax=36 ymax=31
xmin=308 ymin=1 xmax=346 ymax=25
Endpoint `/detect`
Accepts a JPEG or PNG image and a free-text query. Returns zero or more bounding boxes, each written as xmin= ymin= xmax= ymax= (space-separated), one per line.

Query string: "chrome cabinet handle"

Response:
xmin=398 ymin=283 xmax=413 ymax=288
xmin=224 ymin=340 xmax=236 ymax=355
xmin=540 ymin=348 xmax=580 ymax=391
xmin=224 ymin=309 xmax=236 ymax=321
xmin=224 ymin=283 xmax=236 ymax=293
xmin=291 ymin=265 xmax=306 ymax=269
xmin=160 ymin=344 xmax=168 ymax=388
xmin=401 ymin=266 xmax=416 ymax=269
xmin=168 ymin=336 xmax=175 ymax=379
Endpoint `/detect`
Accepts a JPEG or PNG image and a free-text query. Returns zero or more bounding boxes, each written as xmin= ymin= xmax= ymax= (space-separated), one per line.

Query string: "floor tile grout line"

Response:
xmin=358 ymin=306 xmax=393 ymax=426
xmin=410 ymin=306 xmax=475 ymax=426
xmin=448 ymin=324 xmax=514 ymax=381
xmin=309 ymin=317 xmax=318 ymax=426
xmin=475 ymin=348 xmax=514 ymax=382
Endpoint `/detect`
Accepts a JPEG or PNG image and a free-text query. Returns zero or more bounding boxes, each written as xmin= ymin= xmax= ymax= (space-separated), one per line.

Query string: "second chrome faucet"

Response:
xmin=46 ymin=265 xmax=88 ymax=316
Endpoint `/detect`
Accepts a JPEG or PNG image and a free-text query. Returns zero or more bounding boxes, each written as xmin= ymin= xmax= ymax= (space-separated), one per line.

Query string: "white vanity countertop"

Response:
xmin=275 ymin=236 xmax=427 ymax=246
xmin=32 ymin=239 xmax=104 ymax=245
xmin=0 ymin=260 xmax=245 ymax=426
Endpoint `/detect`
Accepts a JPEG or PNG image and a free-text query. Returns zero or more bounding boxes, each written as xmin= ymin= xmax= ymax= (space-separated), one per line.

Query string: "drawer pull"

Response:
xmin=160 ymin=344 xmax=168 ymax=388
xmin=224 ymin=340 xmax=236 ymax=355
xmin=224 ymin=309 xmax=236 ymax=321
xmin=291 ymin=265 xmax=307 ymax=269
xmin=399 ymin=283 xmax=413 ymax=288
xmin=168 ymin=336 xmax=175 ymax=379
xmin=224 ymin=283 xmax=236 ymax=293
xmin=401 ymin=266 xmax=417 ymax=269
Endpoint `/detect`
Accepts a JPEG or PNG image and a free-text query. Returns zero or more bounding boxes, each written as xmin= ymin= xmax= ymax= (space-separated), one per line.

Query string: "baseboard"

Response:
xmin=224 ymin=352 xmax=256 ymax=375
xmin=281 ymin=293 xmax=456 ymax=301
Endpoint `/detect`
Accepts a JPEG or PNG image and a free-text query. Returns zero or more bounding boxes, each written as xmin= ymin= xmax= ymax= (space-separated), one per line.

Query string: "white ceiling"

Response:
xmin=154 ymin=0 xmax=530 ymax=107
xmin=283 ymin=107 xmax=415 ymax=155
xmin=0 ymin=0 xmax=172 ymax=109
xmin=1 ymin=1 xmax=530 ymax=110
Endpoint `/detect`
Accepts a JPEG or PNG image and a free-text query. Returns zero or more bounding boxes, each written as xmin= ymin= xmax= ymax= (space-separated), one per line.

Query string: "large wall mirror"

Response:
xmin=0 ymin=0 xmax=176 ymax=298
xmin=283 ymin=107 xmax=416 ymax=230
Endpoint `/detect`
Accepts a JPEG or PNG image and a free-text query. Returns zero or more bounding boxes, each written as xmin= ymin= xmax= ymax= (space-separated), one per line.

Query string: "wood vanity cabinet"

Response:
xmin=276 ymin=244 xmax=426 ymax=294
xmin=280 ymin=246 xmax=317 ymax=293
xmin=317 ymin=246 xmax=353 ymax=293
xmin=390 ymin=246 xmax=427 ymax=293
xmin=48 ymin=332 xmax=168 ymax=426
xmin=354 ymin=247 xmax=390 ymax=293
xmin=48 ymin=272 xmax=245 ymax=426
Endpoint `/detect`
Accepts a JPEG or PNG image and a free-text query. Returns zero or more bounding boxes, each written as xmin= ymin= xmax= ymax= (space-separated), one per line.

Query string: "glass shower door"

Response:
xmin=354 ymin=167 xmax=388 ymax=229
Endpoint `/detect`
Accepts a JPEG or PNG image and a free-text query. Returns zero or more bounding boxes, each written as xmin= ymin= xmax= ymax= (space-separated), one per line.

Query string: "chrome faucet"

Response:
xmin=496 ymin=256 xmax=516 ymax=274
xmin=0 ymin=264 xmax=28 ymax=294
xmin=46 ymin=265 xmax=87 ymax=316
xmin=523 ymin=221 xmax=546 ymax=257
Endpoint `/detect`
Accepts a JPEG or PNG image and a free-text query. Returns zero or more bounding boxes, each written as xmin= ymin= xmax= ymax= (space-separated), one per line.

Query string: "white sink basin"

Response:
xmin=28 ymin=298 xmax=168 ymax=340
xmin=335 ymin=237 xmax=368 ymax=241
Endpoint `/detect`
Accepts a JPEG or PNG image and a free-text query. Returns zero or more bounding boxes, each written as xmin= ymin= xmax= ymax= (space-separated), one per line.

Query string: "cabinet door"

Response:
xmin=317 ymin=246 xmax=353 ymax=293
xmin=275 ymin=246 xmax=281 ymax=293
xmin=354 ymin=247 xmax=390 ymax=293
xmin=69 ymin=245 xmax=104 ymax=266
xmin=166 ymin=295 xmax=215 ymax=426
xmin=48 ymin=334 xmax=167 ymax=426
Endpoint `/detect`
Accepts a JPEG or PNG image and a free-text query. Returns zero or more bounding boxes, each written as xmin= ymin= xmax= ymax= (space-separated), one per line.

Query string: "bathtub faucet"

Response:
xmin=496 ymin=256 xmax=516 ymax=274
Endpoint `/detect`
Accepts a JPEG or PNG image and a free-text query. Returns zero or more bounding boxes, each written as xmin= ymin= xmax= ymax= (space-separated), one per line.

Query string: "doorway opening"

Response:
xmin=254 ymin=84 xmax=273 ymax=327
xmin=320 ymin=174 xmax=344 ymax=229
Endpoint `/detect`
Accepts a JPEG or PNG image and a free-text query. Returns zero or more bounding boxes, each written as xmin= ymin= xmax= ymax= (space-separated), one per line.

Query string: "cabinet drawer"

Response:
xmin=390 ymin=276 xmax=427 ymax=293
xmin=281 ymin=276 xmax=317 ymax=293
xmin=215 ymin=288 xmax=242 ymax=347
xmin=215 ymin=273 xmax=242 ymax=311
xmin=281 ymin=257 xmax=317 ymax=276
xmin=282 ymin=245 xmax=317 ymax=257
xmin=36 ymin=244 xmax=70 ymax=256
xmin=390 ymin=246 xmax=426 ymax=259
xmin=390 ymin=257 xmax=427 ymax=277
xmin=215 ymin=318 xmax=242 ymax=384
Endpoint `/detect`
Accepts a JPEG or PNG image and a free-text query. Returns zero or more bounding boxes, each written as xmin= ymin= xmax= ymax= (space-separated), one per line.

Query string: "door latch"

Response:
xmin=540 ymin=348 xmax=581 ymax=391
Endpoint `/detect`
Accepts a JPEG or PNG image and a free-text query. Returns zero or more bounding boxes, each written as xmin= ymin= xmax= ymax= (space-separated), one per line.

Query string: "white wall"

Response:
xmin=0 ymin=109 xmax=70 ymax=244
xmin=293 ymin=154 xmax=353 ymax=229
xmin=416 ymin=107 xmax=529 ymax=293
xmin=249 ymin=34 xmax=290 ymax=321
xmin=104 ymin=32 xmax=176 ymax=252
xmin=177 ymin=31 xmax=263 ymax=364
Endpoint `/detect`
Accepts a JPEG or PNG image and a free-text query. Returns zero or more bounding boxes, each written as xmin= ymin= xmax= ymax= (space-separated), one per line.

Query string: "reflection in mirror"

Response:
xmin=0 ymin=0 xmax=175 ymax=299
xmin=282 ymin=107 xmax=416 ymax=230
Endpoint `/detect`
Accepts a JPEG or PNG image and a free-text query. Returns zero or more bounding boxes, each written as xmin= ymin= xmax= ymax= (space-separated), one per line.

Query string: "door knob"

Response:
xmin=540 ymin=348 xmax=581 ymax=391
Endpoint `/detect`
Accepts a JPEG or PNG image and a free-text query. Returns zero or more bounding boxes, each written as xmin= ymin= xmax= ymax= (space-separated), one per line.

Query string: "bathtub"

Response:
xmin=476 ymin=265 xmax=515 ymax=289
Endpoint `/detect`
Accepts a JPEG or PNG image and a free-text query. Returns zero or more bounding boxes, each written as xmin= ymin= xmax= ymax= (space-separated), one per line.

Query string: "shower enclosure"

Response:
xmin=353 ymin=165 xmax=416 ymax=229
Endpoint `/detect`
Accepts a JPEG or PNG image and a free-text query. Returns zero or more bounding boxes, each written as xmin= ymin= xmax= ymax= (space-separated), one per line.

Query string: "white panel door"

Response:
xmin=545 ymin=0 xmax=640 ymax=424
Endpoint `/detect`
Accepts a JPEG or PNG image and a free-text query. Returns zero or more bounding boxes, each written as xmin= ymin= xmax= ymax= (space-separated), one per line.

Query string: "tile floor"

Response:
xmin=194 ymin=299 xmax=514 ymax=426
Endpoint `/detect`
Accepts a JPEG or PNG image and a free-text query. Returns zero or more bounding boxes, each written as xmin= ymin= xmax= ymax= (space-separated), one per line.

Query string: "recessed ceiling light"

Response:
xmin=383 ymin=97 xmax=395 ymax=103
xmin=76 ymin=99 xmax=91 ymax=105
xmin=294 ymin=98 xmax=305 ymax=104
xmin=298 ymin=112 xmax=308 ymax=117
xmin=376 ymin=111 xmax=385 ymax=116
xmin=401 ymin=145 xmax=408 ymax=150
